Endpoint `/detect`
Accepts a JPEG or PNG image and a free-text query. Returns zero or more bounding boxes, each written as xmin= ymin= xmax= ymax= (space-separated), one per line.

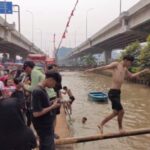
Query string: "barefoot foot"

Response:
xmin=97 ymin=125 xmax=103 ymax=134
xmin=119 ymin=128 xmax=126 ymax=134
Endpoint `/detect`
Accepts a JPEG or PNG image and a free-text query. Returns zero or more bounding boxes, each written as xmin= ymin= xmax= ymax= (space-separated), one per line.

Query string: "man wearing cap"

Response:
xmin=32 ymin=71 xmax=61 ymax=150
xmin=22 ymin=61 xmax=45 ymax=92
xmin=22 ymin=61 xmax=45 ymax=126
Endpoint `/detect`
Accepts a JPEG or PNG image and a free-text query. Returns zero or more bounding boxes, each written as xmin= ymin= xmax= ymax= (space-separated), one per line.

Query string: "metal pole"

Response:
xmin=39 ymin=29 xmax=42 ymax=50
xmin=18 ymin=5 xmax=20 ymax=33
xmin=36 ymin=28 xmax=42 ymax=50
xmin=26 ymin=10 xmax=34 ymax=43
xmin=4 ymin=0 xmax=7 ymax=23
xmin=86 ymin=8 xmax=94 ymax=40
xmin=13 ymin=5 xmax=21 ymax=33
xmin=41 ymin=31 xmax=42 ymax=50
xmin=53 ymin=33 xmax=56 ymax=52
xmin=74 ymin=31 xmax=76 ymax=48
xmin=32 ymin=13 xmax=34 ymax=43
xmin=86 ymin=15 xmax=87 ymax=40
xmin=120 ymin=0 xmax=122 ymax=15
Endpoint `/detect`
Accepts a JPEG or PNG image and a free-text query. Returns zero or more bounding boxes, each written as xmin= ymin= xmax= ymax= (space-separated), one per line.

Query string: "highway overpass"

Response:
xmin=0 ymin=16 xmax=44 ymax=61
xmin=65 ymin=0 xmax=150 ymax=63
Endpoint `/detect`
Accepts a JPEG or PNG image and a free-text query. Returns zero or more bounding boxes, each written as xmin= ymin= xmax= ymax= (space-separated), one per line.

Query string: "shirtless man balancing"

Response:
xmin=86 ymin=55 xmax=149 ymax=134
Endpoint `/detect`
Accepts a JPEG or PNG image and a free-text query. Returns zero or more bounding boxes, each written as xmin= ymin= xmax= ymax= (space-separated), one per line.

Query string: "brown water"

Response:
xmin=61 ymin=71 xmax=150 ymax=150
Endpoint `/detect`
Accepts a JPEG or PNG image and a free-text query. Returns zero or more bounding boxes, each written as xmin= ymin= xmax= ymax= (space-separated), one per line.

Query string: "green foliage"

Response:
xmin=80 ymin=54 xmax=97 ymax=67
xmin=139 ymin=40 xmax=150 ymax=68
xmin=120 ymin=41 xmax=141 ymax=66
xmin=146 ymin=35 xmax=150 ymax=43
xmin=120 ymin=35 xmax=150 ymax=68
xmin=128 ymin=67 xmax=140 ymax=73
xmin=121 ymin=41 xmax=141 ymax=56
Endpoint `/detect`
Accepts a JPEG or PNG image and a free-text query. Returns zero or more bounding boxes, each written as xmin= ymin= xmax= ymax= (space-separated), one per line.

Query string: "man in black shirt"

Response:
xmin=46 ymin=64 xmax=62 ymax=139
xmin=32 ymin=71 xmax=61 ymax=150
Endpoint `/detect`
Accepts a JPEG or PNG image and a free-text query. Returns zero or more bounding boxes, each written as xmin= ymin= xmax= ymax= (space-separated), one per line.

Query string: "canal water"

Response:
xmin=61 ymin=71 xmax=150 ymax=150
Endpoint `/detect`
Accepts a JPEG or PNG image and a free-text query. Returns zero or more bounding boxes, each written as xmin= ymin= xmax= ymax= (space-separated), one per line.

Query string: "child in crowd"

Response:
xmin=62 ymin=86 xmax=75 ymax=115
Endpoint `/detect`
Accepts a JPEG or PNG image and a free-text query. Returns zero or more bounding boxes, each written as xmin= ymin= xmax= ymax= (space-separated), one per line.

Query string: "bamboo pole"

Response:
xmin=55 ymin=128 xmax=150 ymax=145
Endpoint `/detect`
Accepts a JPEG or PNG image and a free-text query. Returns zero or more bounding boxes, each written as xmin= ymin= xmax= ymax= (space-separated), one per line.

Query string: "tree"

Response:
xmin=119 ymin=36 xmax=150 ymax=83
xmin=120 ymin=41 xmax=141 ymax=66
xmin=139 ymin=35 xmax=150 ymax=68
xmin=80 ymin=54 xmax=97 ymax=67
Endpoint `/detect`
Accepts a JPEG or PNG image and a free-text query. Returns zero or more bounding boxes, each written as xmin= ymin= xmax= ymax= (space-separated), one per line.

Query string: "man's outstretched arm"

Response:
xmin=85 ymin=62 xmax=118 ymax=72
xmin=127 ymin=68 xmax=150 ymax=79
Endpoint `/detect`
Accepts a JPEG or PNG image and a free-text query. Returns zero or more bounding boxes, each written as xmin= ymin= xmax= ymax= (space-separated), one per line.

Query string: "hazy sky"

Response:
xmin=0 ymin=0 xmax=140 ymax=56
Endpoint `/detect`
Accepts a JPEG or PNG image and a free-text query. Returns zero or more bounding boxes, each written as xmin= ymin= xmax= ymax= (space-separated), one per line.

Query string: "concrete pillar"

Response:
xmin=2 ymin=53 xmax=8 ymax=63
xmin=21 ymin=53 xmax=28 ymax=61
xmin=120 ymin=11 xmax=129 ymax=32
xmin=74 ymin=58 xmax=78 ymax=66
xmin=97 ymin=53 xmax=103 ymax=65
xmin=9 ymin=53 xmax=16 ymax=62
xmin=72 ymin=58 xmax=78 ymax=66
xmin=67 ymin=59 xmax=72 ymax=66
xmin=104 ymin=50 xmax=112 ymax=64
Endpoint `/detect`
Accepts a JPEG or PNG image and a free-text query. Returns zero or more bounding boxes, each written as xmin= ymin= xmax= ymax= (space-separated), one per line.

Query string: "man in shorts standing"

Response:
xmin=86 ymin=55 xmax=149 ymax=133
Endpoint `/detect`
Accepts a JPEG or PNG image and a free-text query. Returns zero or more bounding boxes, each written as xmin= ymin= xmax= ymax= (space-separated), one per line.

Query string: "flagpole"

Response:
xmin=55 ymin=0 xmax=79 ymax=63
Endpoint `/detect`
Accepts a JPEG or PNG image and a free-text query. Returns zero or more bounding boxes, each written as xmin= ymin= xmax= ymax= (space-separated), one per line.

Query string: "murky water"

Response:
xmin=61 ymin=71 xmax=150 ymax=150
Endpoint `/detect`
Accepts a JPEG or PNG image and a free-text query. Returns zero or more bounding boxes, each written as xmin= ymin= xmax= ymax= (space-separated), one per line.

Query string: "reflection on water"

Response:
xmin=61 ymin=71 xmax=150 ymax=150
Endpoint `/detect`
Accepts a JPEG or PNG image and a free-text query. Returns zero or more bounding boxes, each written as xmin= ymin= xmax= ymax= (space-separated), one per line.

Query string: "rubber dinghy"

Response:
xmin=88 ymin=92 xmax=108 ymax=102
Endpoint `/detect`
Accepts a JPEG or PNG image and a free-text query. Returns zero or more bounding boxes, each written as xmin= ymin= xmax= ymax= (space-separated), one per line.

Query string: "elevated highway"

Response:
xmin=0 ymin=16 xmax=44 ymax=60
xmin=66 ymin=0 xmax=150 ymax=63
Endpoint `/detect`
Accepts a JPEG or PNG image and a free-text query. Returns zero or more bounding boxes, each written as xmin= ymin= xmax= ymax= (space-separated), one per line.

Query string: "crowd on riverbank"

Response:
xmin=0 ymin=62 xmax=75 ymax=150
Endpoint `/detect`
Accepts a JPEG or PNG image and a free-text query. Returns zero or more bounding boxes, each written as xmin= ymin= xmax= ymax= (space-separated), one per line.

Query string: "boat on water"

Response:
xmin=88 ymin=92 xmax=108 ymax=102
